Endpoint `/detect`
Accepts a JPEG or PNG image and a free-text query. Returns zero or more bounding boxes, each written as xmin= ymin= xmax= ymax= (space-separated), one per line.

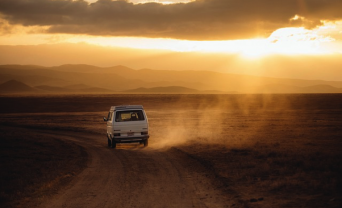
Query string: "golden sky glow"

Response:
xmin=0 ymin=0 xmax=342 ymax=80
xmin=1 ymin=21 xmax=341 ymax=58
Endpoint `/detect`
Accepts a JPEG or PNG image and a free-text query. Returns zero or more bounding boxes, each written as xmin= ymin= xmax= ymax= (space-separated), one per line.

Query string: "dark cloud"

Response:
xmin=0 ymin=0 xmax=341 ymax=40
xmin=0 ymin=18 xmax=14 ymax=35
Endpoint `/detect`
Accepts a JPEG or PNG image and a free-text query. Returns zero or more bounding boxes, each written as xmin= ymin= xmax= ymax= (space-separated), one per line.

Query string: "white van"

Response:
xmin=104 ymin=105 xmax=149 ymax=148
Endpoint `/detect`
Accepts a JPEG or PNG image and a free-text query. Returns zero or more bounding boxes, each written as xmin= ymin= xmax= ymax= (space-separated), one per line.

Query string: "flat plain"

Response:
xmin=0 ymin=94 xmax=341 ymax=207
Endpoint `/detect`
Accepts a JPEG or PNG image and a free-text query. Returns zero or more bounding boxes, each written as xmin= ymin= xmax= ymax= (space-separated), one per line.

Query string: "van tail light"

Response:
xmin=114 ymin=133 xmax=121 ymax=136
xmin=141 ymin=132 xmax=148 ymax=135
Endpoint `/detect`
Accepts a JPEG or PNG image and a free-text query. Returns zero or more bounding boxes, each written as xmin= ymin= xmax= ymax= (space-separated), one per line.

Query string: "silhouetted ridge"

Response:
xmin=1 ymin=64 xmax=342 ymax=94
xmin=64 ymin=84 xmax=92 ymax=90
xmin=0 ymin=80 xmax=37 ymax=93
xmin=124 ymin=86 xmax=199 ymax=93
xmin=302 ymin=85 xmax=342 ymax=93
xmin=35 ymin=85 xmax=70 ymax=92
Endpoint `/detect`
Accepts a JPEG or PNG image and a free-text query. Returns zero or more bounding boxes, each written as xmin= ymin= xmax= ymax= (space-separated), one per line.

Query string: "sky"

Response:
xmin=0 ymin=0 xmax=342 ymax=80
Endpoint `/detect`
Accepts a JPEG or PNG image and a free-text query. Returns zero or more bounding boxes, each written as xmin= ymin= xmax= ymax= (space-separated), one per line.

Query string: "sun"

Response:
xmin=266 ymin=27 xmax=332 ymax=55
xmin=48 ymin=26 xmax=334 ymax=59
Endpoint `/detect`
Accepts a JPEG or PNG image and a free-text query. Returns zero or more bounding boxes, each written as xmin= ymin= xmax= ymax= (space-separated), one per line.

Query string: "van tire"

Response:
xmin=107 ymin=137 xmax=111 ymax=147
xmin=111 ymin=140 xmax=116 ymax=148
xmin=143 ymin=139 xmax=148 ymax=147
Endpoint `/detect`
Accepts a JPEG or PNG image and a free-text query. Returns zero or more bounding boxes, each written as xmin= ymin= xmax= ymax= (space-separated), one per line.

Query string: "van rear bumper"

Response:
xmin=113 ymin=135 xmax=149 ymax=143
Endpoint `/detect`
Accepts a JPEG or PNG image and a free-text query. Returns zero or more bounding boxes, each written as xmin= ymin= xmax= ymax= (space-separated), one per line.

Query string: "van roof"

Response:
xmin=110 ymin=105 xmax=144 ymax=111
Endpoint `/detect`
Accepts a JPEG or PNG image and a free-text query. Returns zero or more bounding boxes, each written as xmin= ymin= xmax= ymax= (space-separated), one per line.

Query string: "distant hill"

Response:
xmin=0 ymin=80 xmax=38 ymax=93
xmin=124 ymin=86 xmax=200 ymax=94
xmin=302 ymin=85 xmax=342 ymax=93
xmin=1 ymin=64 xmax=342 ymax=94
xmin=0 ymin=65 xmax=46 ymax=70
xmin=0 ymin=79 xmax=113 ymax=94
xmin=51 ymin=64 xmax=102 ymax=73
xmin=77 ymin=87 xmax=113 ymax=93
xmin=0 ymin=73 xmax=68 ymax=87
xmin=64 ymin=84 xmax=92 ymax=90
xmin=255 ymin=84 xmax=342 ymax=94
xmin=35 ymin=85 xmax=71 ymax=92
xmin=35 ymin=84 xmax=112 ymax=93
xmin=51 ymin=64 xmax=133 ymax=74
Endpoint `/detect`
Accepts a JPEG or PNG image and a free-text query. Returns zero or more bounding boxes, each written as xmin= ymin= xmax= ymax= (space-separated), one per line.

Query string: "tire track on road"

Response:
xmin=36 ymin=131 xmax=229 ymax=208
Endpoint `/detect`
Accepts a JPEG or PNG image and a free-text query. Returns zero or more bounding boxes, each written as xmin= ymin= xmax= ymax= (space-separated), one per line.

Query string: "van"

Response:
xmin=104 ymin=105 xmax=149 ymax=148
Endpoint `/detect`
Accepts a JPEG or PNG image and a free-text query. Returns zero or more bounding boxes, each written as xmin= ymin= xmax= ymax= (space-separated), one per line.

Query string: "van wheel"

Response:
xmin=111 ymin=140 xmax=116 ymax=148
xmin=107 ymin=137 xmax=111 ymax=147
xmin=143 ymin=139 xmax=148 ymax=147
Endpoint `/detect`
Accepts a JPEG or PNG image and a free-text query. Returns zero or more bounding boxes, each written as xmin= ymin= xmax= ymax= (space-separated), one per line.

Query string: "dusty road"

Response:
xmin=35 ymin=131 xmax=229 ymax=208
xmin=2 ymin=94 xmax=341 ymax=207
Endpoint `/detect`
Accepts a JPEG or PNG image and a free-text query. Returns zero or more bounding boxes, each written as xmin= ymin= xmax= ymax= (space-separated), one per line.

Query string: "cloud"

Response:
xmin=0 ymin=0 xmax=341 ymax=40
xmin=0 ymin=18 xmax=14 ymax=35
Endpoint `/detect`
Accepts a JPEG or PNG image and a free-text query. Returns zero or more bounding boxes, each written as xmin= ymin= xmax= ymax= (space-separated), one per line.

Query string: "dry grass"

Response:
xmin=177 ymin=141 xmax=342 ymax=207
xmin=0 ymin=126 xmax=88 ymax=208
xmin=0 ymin=94 xmax=341 ymax=207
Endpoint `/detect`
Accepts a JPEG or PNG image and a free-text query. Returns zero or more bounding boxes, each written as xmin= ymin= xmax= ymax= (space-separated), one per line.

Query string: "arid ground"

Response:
xmin=0 ymin=94 xmax=341 ymax=208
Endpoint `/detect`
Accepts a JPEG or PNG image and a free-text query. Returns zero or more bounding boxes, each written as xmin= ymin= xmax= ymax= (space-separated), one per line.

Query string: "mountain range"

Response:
xmin=0 ymin=64 xmax=342 ymax=94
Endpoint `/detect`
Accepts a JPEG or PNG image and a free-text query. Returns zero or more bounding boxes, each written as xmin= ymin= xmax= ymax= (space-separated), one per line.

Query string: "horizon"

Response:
xmin=1 ymin=62 xmax=342 ymax=82
xmin=1 ymin=64 xmax=342 ymax=94
xmin=0 ymin=0 xmax=342 ymax=84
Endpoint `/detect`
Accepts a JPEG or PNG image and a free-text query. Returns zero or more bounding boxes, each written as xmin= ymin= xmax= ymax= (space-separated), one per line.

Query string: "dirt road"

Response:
xmin=35 ymin=131 xmax=229 ymax=208
xmin=3 ymin=94 xmax=340 ymax=207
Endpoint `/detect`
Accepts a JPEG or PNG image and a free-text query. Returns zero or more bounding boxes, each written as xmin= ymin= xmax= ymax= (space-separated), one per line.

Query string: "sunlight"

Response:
xmin=72 ymin=24 xmax=337 ymax=58
xmin=0 ymin=28 xmax=336 ymax=58
xmin=266 ymin=27 xmax=333 ymax=55
xmin=1 ymin=16 xmax=340 ymax=59
xmin=84 ymin=0 xmax=193 ymax=4
xmin=64 ymin=35 xmax=271 ymax=56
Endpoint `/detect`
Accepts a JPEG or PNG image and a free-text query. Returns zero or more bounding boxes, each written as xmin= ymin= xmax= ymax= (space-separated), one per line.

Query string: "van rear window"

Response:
xmin=115 ymin=110 xmax=145 ymax=122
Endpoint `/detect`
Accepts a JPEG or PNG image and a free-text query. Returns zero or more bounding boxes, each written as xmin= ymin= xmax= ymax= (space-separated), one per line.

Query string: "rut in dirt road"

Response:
xmin=37 ymin=132 xmax=230 ymax=208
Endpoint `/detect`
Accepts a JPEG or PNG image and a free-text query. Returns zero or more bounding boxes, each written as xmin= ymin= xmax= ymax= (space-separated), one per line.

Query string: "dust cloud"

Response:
xmin=148 ymin=94 xmax=292 ymax=149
